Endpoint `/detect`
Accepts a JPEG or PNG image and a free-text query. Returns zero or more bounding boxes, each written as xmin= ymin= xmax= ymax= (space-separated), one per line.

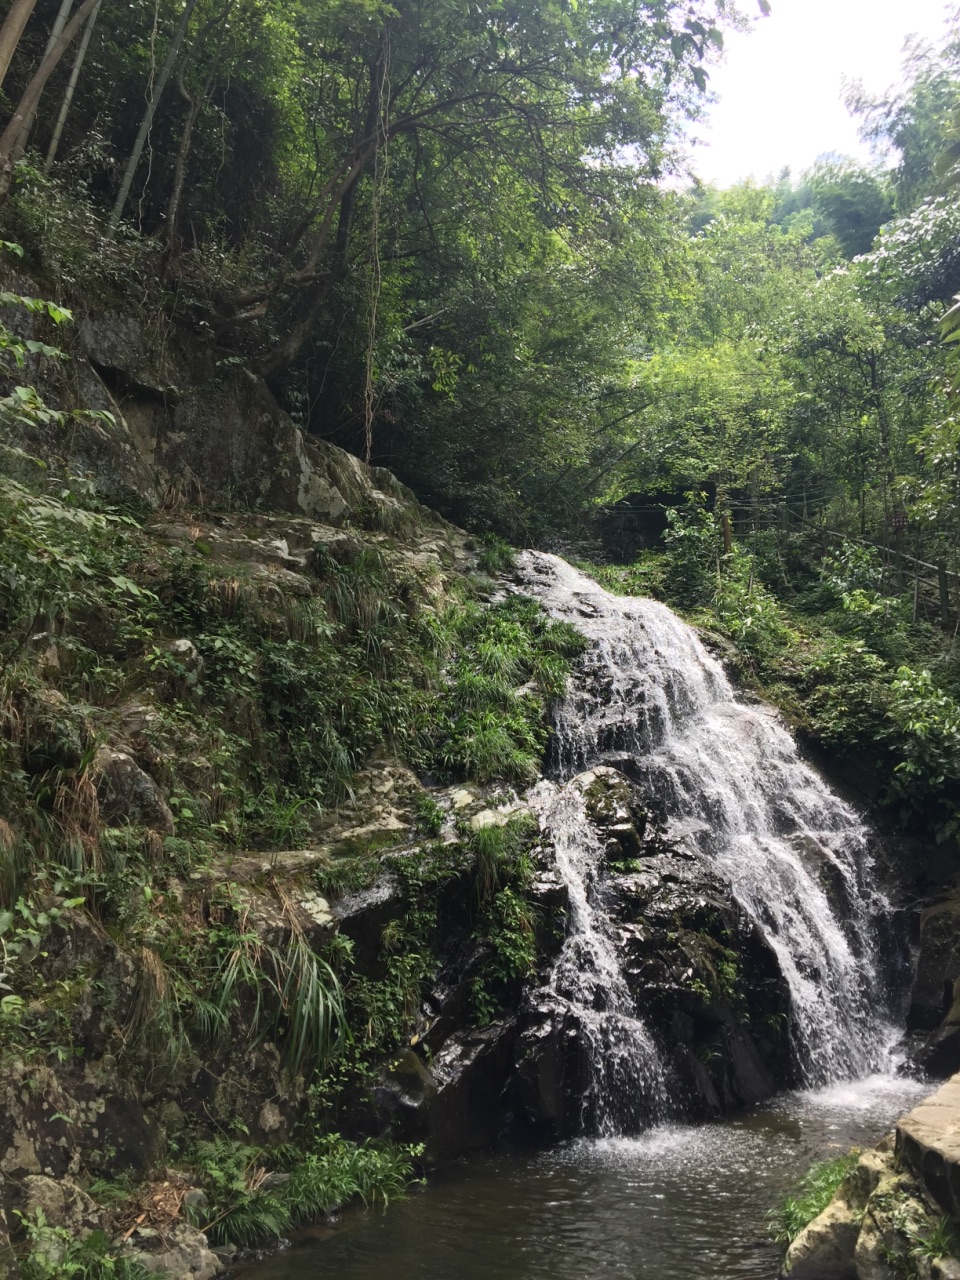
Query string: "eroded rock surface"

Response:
xmin=897 ymin=1074 xmax=960 ymax=1219
xmin=910 ymin=895 xmax=960 ymax=1077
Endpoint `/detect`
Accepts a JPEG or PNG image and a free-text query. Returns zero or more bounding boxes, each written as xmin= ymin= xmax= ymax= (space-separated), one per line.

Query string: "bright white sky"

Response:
xmin=690 ymin=0 xmax=958 ymax=187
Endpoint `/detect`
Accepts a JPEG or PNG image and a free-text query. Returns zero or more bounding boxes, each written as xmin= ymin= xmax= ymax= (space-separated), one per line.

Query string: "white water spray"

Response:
xmin=518 ymin=551 xmax=895 ymax=1104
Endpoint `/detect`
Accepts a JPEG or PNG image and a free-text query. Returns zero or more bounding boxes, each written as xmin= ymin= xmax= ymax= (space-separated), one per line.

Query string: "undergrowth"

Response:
xmin=418 ymin=595 xmax=584 ymax=784
xmin=178 ymin=1132 xmax=421 ymax=1249
xmin=768 ymin=1152 xmax=859 ymax=1246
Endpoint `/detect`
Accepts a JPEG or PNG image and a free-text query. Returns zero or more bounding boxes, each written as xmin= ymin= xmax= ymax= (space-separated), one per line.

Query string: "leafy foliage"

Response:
xmin=768 ymin=1152 xmax=859 ymax=1247
xmin=171 ymin=1133 xmax=419 ymax=1249
xmin=18 ymin=1210 xmax=150 ymax=1279
xmin=418 ymin=595 xmax=584 ymax=784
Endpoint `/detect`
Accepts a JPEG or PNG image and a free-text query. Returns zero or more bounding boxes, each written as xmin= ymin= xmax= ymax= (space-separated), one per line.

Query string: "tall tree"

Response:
xmin=0 ymin=0 xmax=37 ymax=88
xmin=0 ymin=0 xmax=100 ymax=198
xmin=106 ymin=0 xmax=200 ymax=236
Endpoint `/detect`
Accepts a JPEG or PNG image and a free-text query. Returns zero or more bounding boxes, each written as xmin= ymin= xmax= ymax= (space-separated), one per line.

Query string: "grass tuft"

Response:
xmin=768 ymin=1152 xmax=859 ymax=1246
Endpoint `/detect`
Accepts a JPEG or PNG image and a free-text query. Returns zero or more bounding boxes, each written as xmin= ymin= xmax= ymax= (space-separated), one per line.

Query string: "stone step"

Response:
xmin=896 ymin=1072 xmax=960 ymax=1219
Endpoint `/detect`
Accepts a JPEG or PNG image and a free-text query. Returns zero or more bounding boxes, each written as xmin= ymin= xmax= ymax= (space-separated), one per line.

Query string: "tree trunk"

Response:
xmin=43 ymin=0 xmax=101 ymax=171
xmin=0 ymin=0 xmax=37 ymax=89
xmin=161 ymin=0 xmax=231 ymax=281
xmin=258 ymin=44 xmax=386 ymax=375
xmin=0 ymin=0 xmax=99 ymax=202
xmin=160 ymin=71 xmax=201 ymax=282
xmin=106 ymin=0 xmax=200 ymax=238
xmin=720 ymin=507 xmax=733 ymax=555
xmin=9 ymin=0 xmax=72 ymax=165
xmin=867 ymin=349 xmax=894 ymax=487
xmin=257 ymin=178 xmax=358 ymax=377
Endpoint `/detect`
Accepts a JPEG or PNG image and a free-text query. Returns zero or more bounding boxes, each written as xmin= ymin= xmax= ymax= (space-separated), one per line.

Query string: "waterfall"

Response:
xmin=528 ymin=775 xmax=670 ymax=1134
xmin=517 ymin=551 xmax=897 ymax=1125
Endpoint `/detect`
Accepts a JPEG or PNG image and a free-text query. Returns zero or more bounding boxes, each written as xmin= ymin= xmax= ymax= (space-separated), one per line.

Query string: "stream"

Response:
xmin=237 ymin=1070 xmax=929 ymax=1280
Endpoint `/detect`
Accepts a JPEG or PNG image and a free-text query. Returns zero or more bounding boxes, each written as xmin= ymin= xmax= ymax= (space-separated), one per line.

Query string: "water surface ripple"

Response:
xmin=237 ymin=1073 xmax=930 ymax=1280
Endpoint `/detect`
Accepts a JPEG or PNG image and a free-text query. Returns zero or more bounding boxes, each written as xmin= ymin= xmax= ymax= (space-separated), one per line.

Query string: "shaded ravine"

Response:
xmin=516 ymin=551 xmax=902 ymax=1124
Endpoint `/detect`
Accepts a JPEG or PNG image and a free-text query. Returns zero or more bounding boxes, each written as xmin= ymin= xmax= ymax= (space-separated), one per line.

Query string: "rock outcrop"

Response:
xmin=1 ymin=302 xmax=439 ymax=537
xmin=781 ymin=1077 xmax=960 ymax=1280
xmin=783 ymin=1147 xmax=893 ymax=1280
xmin=909 ymin=895 xmax=960 ymax=1077
xmin=898 ymin=1074 xmax=960 ymax=1221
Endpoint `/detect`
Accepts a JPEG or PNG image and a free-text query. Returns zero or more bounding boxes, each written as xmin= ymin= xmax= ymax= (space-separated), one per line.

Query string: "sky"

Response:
xmin=689 ymin=0 xmax=958 ymax=187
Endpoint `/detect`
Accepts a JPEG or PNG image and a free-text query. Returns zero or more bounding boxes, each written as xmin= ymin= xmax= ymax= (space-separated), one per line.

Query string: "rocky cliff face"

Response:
xmin=1 ymin=297 xmax=422 ymax=531
xmin=0 ymin=305 xmax=493 ymax=1274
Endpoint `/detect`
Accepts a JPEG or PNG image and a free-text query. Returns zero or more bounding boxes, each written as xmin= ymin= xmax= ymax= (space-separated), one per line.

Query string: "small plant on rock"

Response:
xmin=477 ymin=535 xmax=516 ymax=575
xmin=18 ymin=1208 xmax=150 ymax=1279
xmin=768 ymin=1152 xmax=859 ymax=1247
xmin=414 ymin=792 xmax=445 ymax=836
xmin=773 ymin=1157 xmax=860 ymax=1244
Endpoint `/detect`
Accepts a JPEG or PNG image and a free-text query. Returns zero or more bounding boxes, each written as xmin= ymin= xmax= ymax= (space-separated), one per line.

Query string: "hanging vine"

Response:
xmin=363 ymin=32 xmax=391 ymax=466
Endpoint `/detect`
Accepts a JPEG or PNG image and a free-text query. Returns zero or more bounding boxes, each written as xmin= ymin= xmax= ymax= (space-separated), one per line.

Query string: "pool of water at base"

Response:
xmin=234 ymin=1071 xmax=932 ymax=1280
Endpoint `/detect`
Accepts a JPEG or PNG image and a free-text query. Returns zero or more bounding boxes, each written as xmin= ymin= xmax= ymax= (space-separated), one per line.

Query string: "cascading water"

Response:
xmin=518 ymin=550 xmax=899 ymax=1127
xmin=527 ymin=775 xmax=669 ymax=1133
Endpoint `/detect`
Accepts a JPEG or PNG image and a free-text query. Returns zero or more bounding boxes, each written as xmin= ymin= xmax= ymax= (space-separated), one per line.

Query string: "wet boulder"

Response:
xmin=607 ymin=846 xmax=795 ymax=1114
xmin=512 ymin=767 xmax=797 ymax=1134
xmin=514 ymin=992 xmax=592 ymax=1139
xmin=915 ymin=977 xmax=960 ymax=1078
xmin=424 ymin=1019 xmax=521 ymax=1160
xmin=331 ymin=875 xmax=406 ymax=977
xmin=378 ymin=1022 xmax=520 ymax=1162
xmin=578 ymin=767 xmax=670 ymax=863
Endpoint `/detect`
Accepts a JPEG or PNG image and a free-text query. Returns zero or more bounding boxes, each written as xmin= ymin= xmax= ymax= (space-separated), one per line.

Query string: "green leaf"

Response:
xmin=44 ymin=302 xmax=73 ymax=324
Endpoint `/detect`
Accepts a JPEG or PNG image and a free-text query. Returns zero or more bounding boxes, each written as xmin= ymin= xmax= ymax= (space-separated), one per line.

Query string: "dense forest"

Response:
xmin=5 ymin=0 xmax=960 ymax=1273
xmin=0 ymin=0 xmax=958 ymax=541
xmin=4 ymin=0 xmax=959 ymax=834
xmin=1 ymin=0 xmax=959 ymax=546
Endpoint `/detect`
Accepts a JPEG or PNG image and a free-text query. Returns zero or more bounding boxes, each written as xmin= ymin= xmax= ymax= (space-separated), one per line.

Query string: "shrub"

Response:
xmin=419 ymin=595 xmax=583 ymax=784
xmin=661 ymin=504 xmax=719 ymax=606
xmin=182 ymin=1134 xmax=420 ymax=1249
